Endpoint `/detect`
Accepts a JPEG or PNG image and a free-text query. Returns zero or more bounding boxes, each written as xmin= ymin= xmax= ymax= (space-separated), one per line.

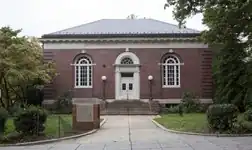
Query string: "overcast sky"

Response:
xmin=0 ymin=0 xmax=206 ymax=37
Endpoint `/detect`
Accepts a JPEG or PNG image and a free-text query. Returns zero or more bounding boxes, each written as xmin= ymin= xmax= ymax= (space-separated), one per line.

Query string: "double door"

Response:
xmin=120 ymin=77 xmax=134 ymax=99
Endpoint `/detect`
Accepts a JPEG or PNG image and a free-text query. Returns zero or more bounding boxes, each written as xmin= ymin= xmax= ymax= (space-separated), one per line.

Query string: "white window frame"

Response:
xmin=74 ymin=56 xmax=93 ymax=88
xmin=161 ymin=55 xmax=181 ymax=88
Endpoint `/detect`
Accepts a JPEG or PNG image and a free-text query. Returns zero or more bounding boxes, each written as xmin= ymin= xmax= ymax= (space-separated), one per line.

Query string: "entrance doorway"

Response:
xmin=115 ymin=51 xmax=140 ymax=100
xmin=120 ymin=73 xmax=134 ymax=99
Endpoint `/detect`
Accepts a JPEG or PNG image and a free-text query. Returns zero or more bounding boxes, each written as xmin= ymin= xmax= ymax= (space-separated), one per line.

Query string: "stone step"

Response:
xmin=100 ymin=110 xmax=158 ymax=115
xmin=101 ymin=100 xmax=160 ymax=115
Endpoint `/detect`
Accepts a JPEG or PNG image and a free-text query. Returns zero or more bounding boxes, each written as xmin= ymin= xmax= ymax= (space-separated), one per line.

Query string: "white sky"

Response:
xmin=0 ymin=0 xmax=206 ymax=37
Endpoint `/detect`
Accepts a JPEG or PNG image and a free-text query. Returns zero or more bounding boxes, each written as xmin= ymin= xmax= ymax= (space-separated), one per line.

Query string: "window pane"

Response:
xmin=75 ymin=66 xmax=79 ymax=86
xmin=129 ymin=83 xmax=133 ymax=90
xmin=122 ymin=83 xmax=126 ymax=90
xmin=89 ymin=66 xmax=92 ymax=86
xmin=75 ymin=57 xmax=93 ymax=87
xmin=121 ymin=57 xmax=134 ymax=64
xmin=163 ymin=66 xmax=166 ymax=85
xmin=162 ymin=55 xmax=180 ymax=87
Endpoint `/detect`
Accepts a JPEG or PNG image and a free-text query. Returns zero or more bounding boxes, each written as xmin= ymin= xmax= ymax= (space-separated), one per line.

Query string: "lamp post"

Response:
xmin=101 ymin=76 xmax=107 ymax=101
xmin=148 ymin=75 xmax=153 ymax=101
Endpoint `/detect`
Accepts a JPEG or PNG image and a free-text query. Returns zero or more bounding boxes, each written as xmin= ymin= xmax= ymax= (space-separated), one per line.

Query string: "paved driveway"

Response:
xmin=2 ymin=115 xmax=252 ymax=150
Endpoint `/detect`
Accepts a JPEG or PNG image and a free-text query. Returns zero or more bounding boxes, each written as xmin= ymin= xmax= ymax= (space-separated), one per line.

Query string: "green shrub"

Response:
xmin=55 ymin=90 xmax=73 ymax=114
xmin=0 ymin=108 xmax=8 ymax=134
xmin=206 ymin=104 xmax=238 ymax=132
xmin=198 ymin=104 xmax=211 ymax=113
xmin=181 ymin=91 xmax=201 ymax=113
xmin=162 ymin=105 xmax=180 ymax=114
xmin=231 ymin=114 xmax=252 ymax=134
xmin=244 ymin=109 xmax=252 ymax=121
xmin=14 ymin=105 xmax=48 ymax=135
xmin=8 ymin=103 xmax=23 ymax=117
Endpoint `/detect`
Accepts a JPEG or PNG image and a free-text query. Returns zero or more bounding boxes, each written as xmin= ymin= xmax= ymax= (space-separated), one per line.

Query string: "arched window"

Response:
xmin=75 ymin=56 xmax=93 ymax=88
xmin=162 ymin=55 xmax=180 ymax=87
xmin=121 ymin=57 xmax=134 ymax=64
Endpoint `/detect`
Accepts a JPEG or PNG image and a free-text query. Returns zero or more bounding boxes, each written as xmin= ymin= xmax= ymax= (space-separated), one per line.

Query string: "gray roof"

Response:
xmin=42 ymin=19 xmax=200 ymax=38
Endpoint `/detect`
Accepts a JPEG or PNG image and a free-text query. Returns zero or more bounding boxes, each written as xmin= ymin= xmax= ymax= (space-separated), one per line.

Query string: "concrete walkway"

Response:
xmin=2 ymin=115 xmax=252 ymax=150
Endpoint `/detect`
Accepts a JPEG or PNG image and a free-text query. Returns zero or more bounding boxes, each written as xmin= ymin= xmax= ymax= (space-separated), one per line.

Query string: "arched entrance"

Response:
xmin=115 ymin=52 xmax=140 ymax=100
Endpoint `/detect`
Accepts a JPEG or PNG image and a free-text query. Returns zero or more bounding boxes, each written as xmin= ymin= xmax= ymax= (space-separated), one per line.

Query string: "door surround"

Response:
xmin=114 ymin=51 xmax=140 ymax=100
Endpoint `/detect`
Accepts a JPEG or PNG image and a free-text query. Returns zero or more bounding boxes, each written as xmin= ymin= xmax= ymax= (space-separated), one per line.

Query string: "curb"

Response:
xmin=151 ymin=119 xmax=252 ymax=137
xmin=1 ymin=118 xmax=107 ymax=146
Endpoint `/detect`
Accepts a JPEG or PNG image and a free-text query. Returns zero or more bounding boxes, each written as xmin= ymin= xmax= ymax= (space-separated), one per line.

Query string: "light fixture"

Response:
xmin=148 ymin=75 xmax=153 ymax=80
xmin=101 ymin=76 xmax=107 ymax=81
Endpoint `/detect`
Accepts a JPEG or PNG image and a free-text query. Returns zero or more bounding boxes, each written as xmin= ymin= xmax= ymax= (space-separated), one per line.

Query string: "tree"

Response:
xmin=0 ymin=27 xmax=56 ymax=110
xmin=164 ymin=0 xmax=252 ymax=111
xmin=127 ymin=14 xmax=138 ymax=19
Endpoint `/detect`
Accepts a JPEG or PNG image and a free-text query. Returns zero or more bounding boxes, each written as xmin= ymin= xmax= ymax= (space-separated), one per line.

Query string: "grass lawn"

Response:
xmin=154 ymin=113 xmax=252 ymax=133
xmin=4 ymin=114 xmax=72 ymax=138
xmin=3 ymin=114 xmax=104 ymax=144
xmin=154 ymin=113 xmax=209 ymax=133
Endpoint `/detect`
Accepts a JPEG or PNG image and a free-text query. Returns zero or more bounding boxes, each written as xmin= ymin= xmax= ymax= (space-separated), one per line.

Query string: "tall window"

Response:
xmin=162 ymin=55 xmax=180 ymax=87
xmin=75 ymin=56 xmax=93 ymax=88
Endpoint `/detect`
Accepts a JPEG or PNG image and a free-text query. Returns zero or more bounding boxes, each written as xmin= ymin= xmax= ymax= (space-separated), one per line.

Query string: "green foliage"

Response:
xmin=0 ymin=108 xmax=8 ymax=134
xmin=8 ymin=103 xmax=23 ymax=117
xmin=206 ymin=104 xmax=238 ymax=132
xmin=26 ymin=85 xmax=44 ymax=106
xmin=213 ymin=43 xmax=248 ymax=112
xmin=164 ymin=0 xmax=252 ymax=112
xmin=162 ymin=105 xmax=180 ymax=114
xmin=14 ymin=105 xmax=48 ymax=135
xmin=54 ymin=90 xmax=73 ymax=114
xmin=244 ymin=109 xmax=252 ymax=121
xmin=0 ymin=27 xmax=56 ymax=110
xmin=181 ymin=91 xmax=201 ymax=113
xmin=244 ymin=88 xmax=252 ymax=110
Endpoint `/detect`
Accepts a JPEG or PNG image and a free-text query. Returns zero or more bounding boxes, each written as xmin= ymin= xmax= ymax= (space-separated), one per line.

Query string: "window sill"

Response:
xmin=162 ymin=86 xmax=181 ymax=88
xmin=74 ymin=86 xmax=92 ymax=89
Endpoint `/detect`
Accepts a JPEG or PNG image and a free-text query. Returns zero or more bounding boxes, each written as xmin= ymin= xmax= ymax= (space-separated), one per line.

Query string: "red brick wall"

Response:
xmin=43 ymin=47 xmax=213 ymax=100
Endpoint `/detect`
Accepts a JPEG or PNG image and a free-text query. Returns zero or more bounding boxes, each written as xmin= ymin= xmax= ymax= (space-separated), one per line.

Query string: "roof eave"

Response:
xmin=41 ymin=33 xmax=201 ymax=39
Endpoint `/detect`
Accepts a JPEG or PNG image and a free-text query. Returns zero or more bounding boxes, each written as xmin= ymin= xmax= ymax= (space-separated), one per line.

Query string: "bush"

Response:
xmin=206 ymin=104 xmax=238 ymax=132
xmin=162 ymin=105 xmax=180 ymax=114
xmin=8 ymin=103 xmax=23 ymax=117
xmin=231 ymin=114 xmax=252 ymax=134
xmin=55 ymin=90 xmax=73 ymax=114
xmin=26 ymin=85 xmax=44 ymax=106
xmin=14 ymin=105 xmax=48 ymax=135
xmin=0 ymin=108 xmax=8 ymax=134
xmin=244 ymin=109 xmax=252 ymax=121
xmin=181 ymin=91 xmax=201 ymax=113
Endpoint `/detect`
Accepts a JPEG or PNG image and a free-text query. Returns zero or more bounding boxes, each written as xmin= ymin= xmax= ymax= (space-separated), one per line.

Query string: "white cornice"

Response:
xmin=43 ymin=42 xmax=208 ymax=49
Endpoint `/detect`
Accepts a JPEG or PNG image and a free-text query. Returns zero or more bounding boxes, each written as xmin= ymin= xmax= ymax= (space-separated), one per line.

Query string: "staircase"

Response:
xmin=100 ymin=100 xmax=160 ymax=115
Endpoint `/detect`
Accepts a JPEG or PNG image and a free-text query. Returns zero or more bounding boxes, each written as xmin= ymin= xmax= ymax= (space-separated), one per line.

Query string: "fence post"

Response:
xmin=58 ymin=115 xmax=61 ymax=138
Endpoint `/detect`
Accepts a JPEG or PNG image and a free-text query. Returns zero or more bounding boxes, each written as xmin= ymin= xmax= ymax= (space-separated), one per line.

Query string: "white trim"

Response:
xmin=43 ymin=42 xmax=208 ymax=49
xmin=115 ymin=51 xmax=140 ymax=100
xmin=74 ymin=86 xmax=92 ymax=88
xmin=74 ymin=57 xmax=93 ymax=88
xmin=115 ymin=51 xmax=140 ymax=64
xmin=162 ymin=55 xmax=181 ymax=88
xmin=162 ymin=85 xmax=181 ymax=88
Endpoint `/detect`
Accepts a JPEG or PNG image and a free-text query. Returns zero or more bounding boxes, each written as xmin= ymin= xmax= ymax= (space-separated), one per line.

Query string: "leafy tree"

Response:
xmin=164 ymin=0 xmax=252 ymax=111
xmin=127 ymin=14 xmax=138 ymax=19
xmin=0 ymin=27 xmax=56 ymax=110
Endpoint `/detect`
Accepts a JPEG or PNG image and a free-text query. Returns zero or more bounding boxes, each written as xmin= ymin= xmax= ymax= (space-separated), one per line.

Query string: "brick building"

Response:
xmin=40 ymin=19 xmax=213 ymax=105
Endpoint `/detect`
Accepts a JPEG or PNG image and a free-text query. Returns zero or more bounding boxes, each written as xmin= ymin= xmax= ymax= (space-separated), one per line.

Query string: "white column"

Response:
xmin=134 ymin=70 xmax=140 ymax=99
xmin=115 ymin=69 xmax=120 ymax=100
